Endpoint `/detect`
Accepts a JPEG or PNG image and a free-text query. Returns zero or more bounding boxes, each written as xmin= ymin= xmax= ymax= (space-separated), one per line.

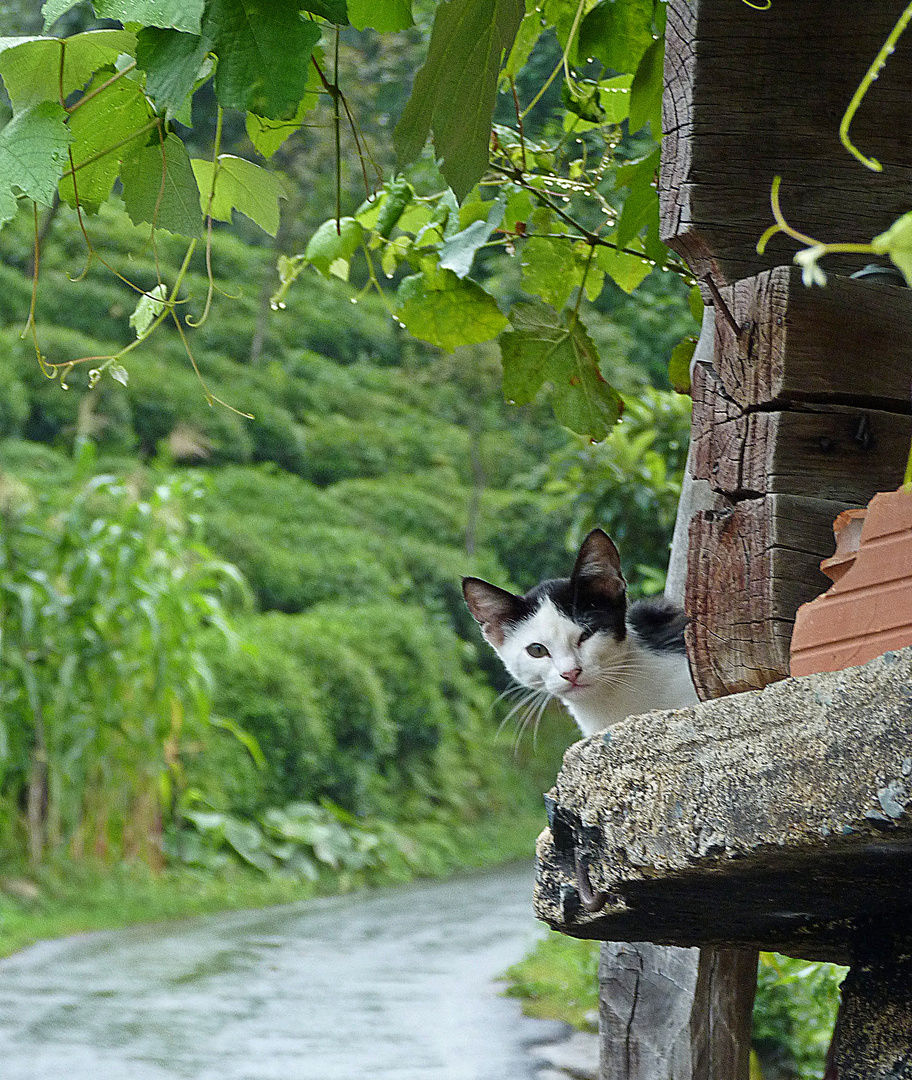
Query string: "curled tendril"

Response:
xmin=839 ymin=0 xmax=912 ymax=171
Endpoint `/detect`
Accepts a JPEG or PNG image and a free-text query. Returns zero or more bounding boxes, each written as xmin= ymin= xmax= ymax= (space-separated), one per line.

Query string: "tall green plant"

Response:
xmin=0 ymin=444 xmax=246 ymax=864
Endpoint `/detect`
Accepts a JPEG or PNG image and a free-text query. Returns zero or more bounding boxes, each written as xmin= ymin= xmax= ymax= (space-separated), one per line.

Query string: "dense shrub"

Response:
xmin=202 ymin=603 xmax=500 ymax=821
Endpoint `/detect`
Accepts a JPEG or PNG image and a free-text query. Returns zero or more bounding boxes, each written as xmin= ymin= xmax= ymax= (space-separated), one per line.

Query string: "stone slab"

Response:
xmin=534 ymin=648 xmax=912 ymax=965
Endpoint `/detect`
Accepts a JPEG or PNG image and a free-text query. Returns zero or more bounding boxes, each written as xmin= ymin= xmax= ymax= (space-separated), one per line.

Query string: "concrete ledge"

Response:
xmin=534 ymin=648 xmax=912 ymax=965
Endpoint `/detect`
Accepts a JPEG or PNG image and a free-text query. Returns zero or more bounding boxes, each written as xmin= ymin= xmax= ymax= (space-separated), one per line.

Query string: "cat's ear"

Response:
xmin=462 ymin=577 xmax=523 ymax=645
xmin=570 ymin=528 xmax=626 ymax=600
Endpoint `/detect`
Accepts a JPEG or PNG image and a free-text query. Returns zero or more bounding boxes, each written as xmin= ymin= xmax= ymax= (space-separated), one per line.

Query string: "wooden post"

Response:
xmin=686 ymin=266 xmax=912 ymax=700
xmin=599 ymin=944 xmax=756 ymax=1080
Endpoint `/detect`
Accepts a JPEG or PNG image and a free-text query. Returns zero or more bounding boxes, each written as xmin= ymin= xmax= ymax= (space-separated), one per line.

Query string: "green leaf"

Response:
xmin=208 ymin=0 xmax=321 ymax=119
xmin=120 ymin=133 xmax=203 ymax=237
xmin=687 ymin=283 xmax=704 ymax=322
xmin=500 ymin=300 xmax=622 ymax=440
xmin=668 ymin=336 xmax=696 ymax=394
xmin=348 ymin=0 xmax=413 ymax=31
xmin=394 ymin=0 xmax=524 ymax=200
xmin=521 ymin=236 xmax=590 ymax=308
xmin=0 ymin=102 xmax=72 ymax=217
xmin=191 ymin=154 xmax=288 ymax=236
xmin=504 ymin=8 xmax=544 ymax=79
xmin=629 ymin=36 xmax=663 ymax=135
xmin=596 ymin=244 xmax=652 ymax=292
xmin=245 ymin=66 xmax=322 ymax=159
xmin=304 ymin=216 xmax=364 ymax=277
xmin=613 ymin=172 xmax=656 ymax=248
xmin=59 ymin=71 xmax=151 ymax=212
xmin=301 ymin=0 xmax=349 ymax=22
xmin=0 ymin=31 xmax=137 ymax=113
xmin=136 ymin=27 xmax=215 ymax=119
xmin=438 ymin=194 xmax=505 ymax=278
xmin=577 ymin=0 xmax=654 ymax=74
xmin=396 ymin=268 xmax=509 ymax=351
xmin=129 ymin=283 xmax=168 ymax=337
xmin=44 ymin=0 xmax=204 ymax=33
xmin=871 ymin=211 xmax=912 ymax=286
xmin=600 ymin=73 xmax=633 ymax=123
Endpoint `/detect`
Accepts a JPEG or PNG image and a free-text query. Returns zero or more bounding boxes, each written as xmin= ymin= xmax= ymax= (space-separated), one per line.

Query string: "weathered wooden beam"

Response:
xmin=711 ymin=267 xmax=912 ymax=411
xmin=534 ymin=646 xmax=912 ymax=966
xmin=684 ymin=268 xmax=912 ymax=698
xmin=685 ymin=492 xmax=847 ymax=697
xmin=597 ymin=943 xmax=757 ymax=1080
xmin=660 ymin=1 xmax=912 ymax=285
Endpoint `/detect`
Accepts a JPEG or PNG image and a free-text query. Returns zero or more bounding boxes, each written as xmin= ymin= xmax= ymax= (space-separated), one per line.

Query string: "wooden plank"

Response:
xmin=691 ymin=364 xmax=911 ymax=501
xmin=713 ymin=266 xmax=912 ymax=410
xmin=685 ymin=493 xmax=849 ymax=699
xmin=660 ymin=0 xmax=912 ymax=284
xmin=598 ymin=944 xmax=757 ymax=1080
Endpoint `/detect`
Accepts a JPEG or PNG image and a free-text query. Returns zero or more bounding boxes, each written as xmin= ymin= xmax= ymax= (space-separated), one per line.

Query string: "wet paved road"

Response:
xmin=0 ymin=863 xmax=561 ymax=1080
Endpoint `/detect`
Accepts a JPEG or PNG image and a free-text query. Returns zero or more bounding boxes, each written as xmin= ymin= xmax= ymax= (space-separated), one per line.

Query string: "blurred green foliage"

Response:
xmin=0 ymin=194 xmax=691 ymax=872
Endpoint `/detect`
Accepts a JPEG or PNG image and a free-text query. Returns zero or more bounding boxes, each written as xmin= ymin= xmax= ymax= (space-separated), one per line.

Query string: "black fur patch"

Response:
xmin=627 ymin=597 xmax=689 ymax=654
xmin=526 ymin=577 xmax=627 ymax=642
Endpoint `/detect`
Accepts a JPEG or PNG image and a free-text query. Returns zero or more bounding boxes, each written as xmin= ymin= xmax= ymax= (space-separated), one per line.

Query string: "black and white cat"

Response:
xmin=462 ymin=528 xmax=697 ymax=737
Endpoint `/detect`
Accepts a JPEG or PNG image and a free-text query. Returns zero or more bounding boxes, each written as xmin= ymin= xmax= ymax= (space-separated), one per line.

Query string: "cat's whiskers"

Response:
xmin=512 ymin=688 xmax=552 ymax=754
xmin=494 ymin=681 xmax=553 ymax=755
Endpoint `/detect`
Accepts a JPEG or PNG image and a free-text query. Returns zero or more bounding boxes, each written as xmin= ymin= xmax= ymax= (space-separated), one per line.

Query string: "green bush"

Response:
xmin=203 ymin=602 xmax=501 ymax=821
xmin=203 ymin=516 xmax=404 ymax=612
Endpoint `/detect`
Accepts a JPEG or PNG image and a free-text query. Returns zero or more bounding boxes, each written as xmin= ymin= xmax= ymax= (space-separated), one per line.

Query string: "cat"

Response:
xmin=462 ymin=528 xmax=698 ymax=737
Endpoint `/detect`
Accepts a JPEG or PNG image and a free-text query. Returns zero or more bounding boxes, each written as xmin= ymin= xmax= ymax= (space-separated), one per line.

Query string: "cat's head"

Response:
xmin=462 ymin=528 xmax=628 ymax=706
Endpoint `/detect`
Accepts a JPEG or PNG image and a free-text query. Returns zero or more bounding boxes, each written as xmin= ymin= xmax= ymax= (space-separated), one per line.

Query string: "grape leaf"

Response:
xmin=245 ymin=65 xmax=322 ymax=159
xmin=59 ymin=72 xmax=151 ymax=213
xmin=871 ymin=211 xmax=912 ymax=286
xmin=129 ymin=283 xmax=168 ymax=337
xmin=629 ymin=36 xmax=663 ymax=136
xmin=396 ymin=268 xmax=509 ymax=350
xmin=668 ymin=336 xmax=696 ymax=394
xmin=438 ymin=194 xmax=506 ymax=278
xmin=43 ymin=0 xmax=204 ymax=33
xmin=305 ymin=217 xmax=364 ymax=278
xmin=503 ymin=8 xmax=545 ymax=79
xmin=500 ymin=299 xmax=622 ymax=440
xmin=0 ymin=102 xmax=72 ymax=214
xmin=348 ymin=0 xmax=413 ymax=32
xmin=137 ymin=26 xmax=216 ymax=119
xmin=191 ymin=154 xmax=289 ymax=236
xmin=0 ymin=31 xmax=137 ymax=113
xmin=394 ymin=0 xmax=524 ymax=200
xmin=208 ymin=0 xmax=321 ymax=119
xmin=596 ymin=244 xmax=652 ymax=293
xmin=577 ymin=0 xmax=654 ymax=74
xmin=301 ymin=0 xmax=349 ymax=22
xmin=521 ymin=236 xmax=591 ymax=308
xmin=120 ymin=133 xmax=203 ymax=237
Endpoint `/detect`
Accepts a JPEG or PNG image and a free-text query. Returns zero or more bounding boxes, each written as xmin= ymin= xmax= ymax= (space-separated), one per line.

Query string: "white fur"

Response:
xmin=490 ymin=598 xmax=697 ymax=736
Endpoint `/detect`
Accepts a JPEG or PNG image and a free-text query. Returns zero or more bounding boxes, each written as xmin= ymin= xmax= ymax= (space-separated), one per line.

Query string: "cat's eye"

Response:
xmin=577 ymin=629 xmax=593 ymax=646
xmin=526 ymin=643 xmax=550 ymax=658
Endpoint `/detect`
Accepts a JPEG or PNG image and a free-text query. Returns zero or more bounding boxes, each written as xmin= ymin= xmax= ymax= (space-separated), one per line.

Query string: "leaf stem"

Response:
xmin=66 ymin=61 xmax=138 ymax=114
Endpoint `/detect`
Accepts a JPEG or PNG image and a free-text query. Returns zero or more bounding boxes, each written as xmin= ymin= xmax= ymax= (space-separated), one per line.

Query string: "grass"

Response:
xmin=502 ymin=932 xmax=601 ymax=1031
xmin=0 ymin=803 xmax=550 ymax=960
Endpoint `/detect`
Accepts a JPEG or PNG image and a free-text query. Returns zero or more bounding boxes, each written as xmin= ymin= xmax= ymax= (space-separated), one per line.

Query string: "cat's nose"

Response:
xmin=560 ymin=667 xmax=582 ymax=685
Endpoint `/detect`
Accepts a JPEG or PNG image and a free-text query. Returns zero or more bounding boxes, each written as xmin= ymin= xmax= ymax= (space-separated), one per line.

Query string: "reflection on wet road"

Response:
xmin=0 ymin=863 xmax=558 ymax=1080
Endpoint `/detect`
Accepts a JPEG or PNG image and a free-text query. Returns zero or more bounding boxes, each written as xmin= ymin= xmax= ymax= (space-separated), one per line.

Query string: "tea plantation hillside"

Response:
xmin=0 ymin=204 xmax=691 ymax=879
